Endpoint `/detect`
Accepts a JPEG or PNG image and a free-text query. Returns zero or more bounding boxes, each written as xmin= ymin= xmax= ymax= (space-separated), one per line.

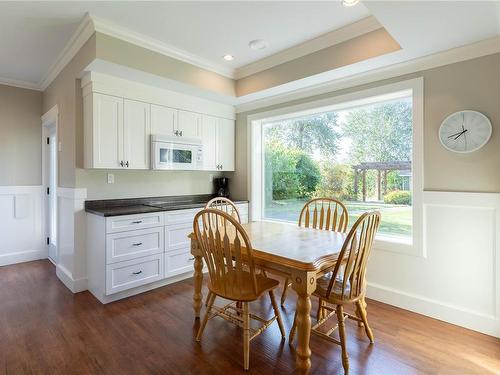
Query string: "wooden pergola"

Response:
xmin=353 ymin=161 xmax=411 ymax=202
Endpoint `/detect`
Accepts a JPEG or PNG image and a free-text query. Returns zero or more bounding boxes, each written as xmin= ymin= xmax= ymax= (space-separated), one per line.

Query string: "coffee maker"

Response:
xmin=214 ymin=177 xmax=230 ymax=198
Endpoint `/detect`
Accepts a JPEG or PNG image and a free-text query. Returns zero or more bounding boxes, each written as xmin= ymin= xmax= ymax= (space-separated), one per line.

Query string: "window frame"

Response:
xmin=248 ymin=78 xmax=424 ymax=257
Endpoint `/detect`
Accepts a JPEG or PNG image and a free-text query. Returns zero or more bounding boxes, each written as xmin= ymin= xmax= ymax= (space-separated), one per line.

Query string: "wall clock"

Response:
xmin=439 ymin=110 xmax=492 ymax=153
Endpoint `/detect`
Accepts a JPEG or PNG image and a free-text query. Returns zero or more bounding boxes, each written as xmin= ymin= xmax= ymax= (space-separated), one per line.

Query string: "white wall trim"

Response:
xmin=234 ymin=16 xmax=382 ymax=79
xmin=91 ymin=14 xmax=234 ymax=79
xmin=235 ymin=35 xmax=500 ymax=113
xmin=0 ymin=249 xmax=47 ymax=267
xmin=0 ymin=76 xmax=40 ymax=91
xmin=367 ymin=282 xmax=500 ymax=338
xmin=38 ymin=13 xmax=95 ymax=91
xmin=56 ymin=263 xmax=87 ymax=293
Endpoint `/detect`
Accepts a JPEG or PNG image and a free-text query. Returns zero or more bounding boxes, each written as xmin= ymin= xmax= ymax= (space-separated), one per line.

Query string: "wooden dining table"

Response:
xmin=189 ymin=220 xmax=347 ymax=374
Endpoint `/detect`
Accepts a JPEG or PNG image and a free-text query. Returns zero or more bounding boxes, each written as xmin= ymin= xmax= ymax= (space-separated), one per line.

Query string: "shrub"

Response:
xmin=314 ymin=163 xmax=355 ymax=201
xmin=383 ymin=190 xmax=412 ymax=205
xmin=264 ymin=141 xmax=321 ymax=200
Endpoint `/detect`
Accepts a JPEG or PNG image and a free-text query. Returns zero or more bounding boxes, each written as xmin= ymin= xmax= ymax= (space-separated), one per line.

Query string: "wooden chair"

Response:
xmin=205 ymin=197 xmax=241 ymax=222
xmin=194 ymin=209 xmax=285 ymax=370
xmin=280 ymin=198 xmax=349 ymax=307
xmin=289 ymin=211 xmax=381 ymax=375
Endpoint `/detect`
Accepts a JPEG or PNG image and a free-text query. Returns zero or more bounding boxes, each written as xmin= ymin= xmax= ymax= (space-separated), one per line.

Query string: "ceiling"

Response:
xmin=0 ymin=1 xmax=499 ymax=93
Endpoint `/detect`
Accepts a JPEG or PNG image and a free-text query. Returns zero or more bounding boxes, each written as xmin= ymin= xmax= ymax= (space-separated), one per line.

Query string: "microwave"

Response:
xmin=151 ymin=135 xmax=203 ymax=170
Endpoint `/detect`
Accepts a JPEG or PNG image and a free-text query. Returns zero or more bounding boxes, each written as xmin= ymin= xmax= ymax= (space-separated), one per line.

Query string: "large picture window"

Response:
xmin=261 ymin=93 xmax=413 ymax=240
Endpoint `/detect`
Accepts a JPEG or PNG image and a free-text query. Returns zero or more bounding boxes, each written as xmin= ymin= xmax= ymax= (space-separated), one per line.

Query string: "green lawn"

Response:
xmin=264 ymin=199 xmax=411 ymax=238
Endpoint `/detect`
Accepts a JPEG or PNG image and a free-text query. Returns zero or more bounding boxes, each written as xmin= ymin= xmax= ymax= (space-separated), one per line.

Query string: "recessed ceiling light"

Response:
xmin=223 ymin=54 xmax=234 ymax=61
xmin=342 ymin=0 xmax=360 ymax=7
xmin=248 ymin=39 xmax=269 ymax=51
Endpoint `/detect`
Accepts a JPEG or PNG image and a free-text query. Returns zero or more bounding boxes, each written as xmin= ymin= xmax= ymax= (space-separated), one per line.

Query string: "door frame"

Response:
xmin=41 ymin=105 xmax=59 ymax=264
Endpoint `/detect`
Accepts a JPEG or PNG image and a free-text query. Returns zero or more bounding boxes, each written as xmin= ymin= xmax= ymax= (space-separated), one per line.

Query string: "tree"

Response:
xmin=342 ymin=99 xmax=412 ymax=163
xmin=264 ymin=112 xmax=340 ymax=159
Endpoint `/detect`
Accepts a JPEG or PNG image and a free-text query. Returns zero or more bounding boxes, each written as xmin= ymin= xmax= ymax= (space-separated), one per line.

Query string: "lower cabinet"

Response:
xmin=86 ymin=202 xmax=249 ymax=304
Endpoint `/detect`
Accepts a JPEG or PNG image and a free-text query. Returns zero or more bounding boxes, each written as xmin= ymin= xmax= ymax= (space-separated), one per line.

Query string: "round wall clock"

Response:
xmin=439 ymin=110 xmax=492 ymax=153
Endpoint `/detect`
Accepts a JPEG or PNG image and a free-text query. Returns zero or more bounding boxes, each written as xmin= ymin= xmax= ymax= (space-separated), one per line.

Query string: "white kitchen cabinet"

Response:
xmin=201 ymin=115 xmax=235 ymax=171
xmin=151 ymin=104 xmax=177 ymax=137
xmin=84 ymin=94 xmax=150 ymax=169
xmin=124 ymin=99 xmax=150 ymax=169
xmin=84 ymin=93 xmax=124 ymax=169
xmin=177 ymin=110 xmax=201 ymax=138
xmin=201 ymin=115 xmax=217 ymax=170
xmin=217 ymin=118 xmax=235 ymax=171
xmin=86 ymin=202 xmax=248 ymax=304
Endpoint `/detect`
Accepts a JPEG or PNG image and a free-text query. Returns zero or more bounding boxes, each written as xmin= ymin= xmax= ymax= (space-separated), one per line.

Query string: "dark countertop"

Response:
xmin=85 ymin=194 xmax=248 ymax=217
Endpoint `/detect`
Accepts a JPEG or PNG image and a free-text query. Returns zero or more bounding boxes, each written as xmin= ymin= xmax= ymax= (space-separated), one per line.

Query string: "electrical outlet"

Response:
xmin=209 ymin=174 xmax=214 ymax=182
xmin=107 ymin=173 xmax=114 ymax=184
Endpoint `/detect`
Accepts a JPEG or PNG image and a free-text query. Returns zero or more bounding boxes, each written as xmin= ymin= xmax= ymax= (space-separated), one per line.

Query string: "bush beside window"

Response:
xmin=383 ymin=190 xmax=412 ymax=205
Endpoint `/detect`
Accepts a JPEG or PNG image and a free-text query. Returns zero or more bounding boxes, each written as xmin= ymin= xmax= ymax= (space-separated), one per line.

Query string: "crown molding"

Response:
xmin=235 ymin=35 xmax=500 ymax=113
xmin=0 ymin=76 xmax=40 ymax=91
xmin=91 ymin=14 xmax=235 ymax=79
xmin=38 ymin=13 xmax=95 ymax=91
xmin=234 ymin=16 xmax=382 ymax=80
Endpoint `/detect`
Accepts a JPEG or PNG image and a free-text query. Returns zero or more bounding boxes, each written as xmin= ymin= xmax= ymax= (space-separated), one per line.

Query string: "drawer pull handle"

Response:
xmin=132 ymin=242 xmax=143 ymax=247
xmin=188 ymin=257 xmax=195 ymax=261
xmin=132 ymin=270 xmax=143 ymax=275
xmin=132 ymin=220 xmax=143 ymax=224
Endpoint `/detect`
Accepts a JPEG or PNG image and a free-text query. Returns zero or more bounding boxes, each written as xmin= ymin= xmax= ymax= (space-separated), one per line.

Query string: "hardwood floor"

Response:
xmin=0 ymin=260 xmax=498 ymax=375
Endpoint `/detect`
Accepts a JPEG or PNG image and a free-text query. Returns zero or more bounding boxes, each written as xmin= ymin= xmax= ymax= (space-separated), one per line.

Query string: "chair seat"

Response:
xmin=313 ymin=274 xmax=364 ymax=304
xmin=208 ymin=272 xmax=280 ymax=302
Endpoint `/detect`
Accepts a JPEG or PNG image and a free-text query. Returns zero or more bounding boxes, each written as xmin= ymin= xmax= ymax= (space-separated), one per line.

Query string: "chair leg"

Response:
xmin=289 ymin=310 xmax=297 ymax=343
xmin=269 ymin=290 xmax=285 ymax=339
xmin=354 ymin=302 xmax=364 ymax=327
xmin=243 ymin=302 xmax=250 ymax=370
xmin=356 ymin=299 xmax=374 ymax=343
xmin=196 ymin=292 xmax=215 ymax=341
xmin=280 ymin=278 xmax=290 ymax=306
xmin=336 ymin=305 xmax=349 ymax=374
xmin=316 ymin=299 xmax=325 ymax=321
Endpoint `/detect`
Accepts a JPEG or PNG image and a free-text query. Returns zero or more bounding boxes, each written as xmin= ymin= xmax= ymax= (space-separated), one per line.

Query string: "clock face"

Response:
xmin=439 ymin=110 xmax=492 ymax=153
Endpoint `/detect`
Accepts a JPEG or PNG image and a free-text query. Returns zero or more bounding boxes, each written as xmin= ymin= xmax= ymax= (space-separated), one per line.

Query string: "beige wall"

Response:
xmin=230 ymin=52 xmax=500 ymax=200
xmin=236 ymin=28 xmax=400 ymax=97
xmin=43 ymin=34 xmax=97 ymax=188
xmin=0 ymin=84 xmax=42 ymax=186
xmin=95 ymin=32 xmax=236 ymax=98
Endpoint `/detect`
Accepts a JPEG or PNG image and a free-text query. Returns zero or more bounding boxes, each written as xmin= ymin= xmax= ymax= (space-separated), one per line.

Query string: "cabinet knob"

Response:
xmin=120 ymin=161 xmax=124 ymax=167
xmin=132 ymin=242 xmax=143 ymax=247
xmin=132 ymin=270 xmax=143 ymax=275
xmin=179 ymin=130 xmax=183 ymax=136
xmin=125 ymin=161 xmax=129 ymax=168
xmin=174 ymin=130 xmax=178 ymax=136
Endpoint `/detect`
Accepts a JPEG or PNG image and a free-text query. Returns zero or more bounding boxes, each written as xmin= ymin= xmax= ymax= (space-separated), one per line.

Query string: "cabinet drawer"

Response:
xmin=106 ymin=213 xmax=164 ymax=233
xmin=165 ymin=222 xmax=193 ymax=252
xmin=106 ymin=254 xmax=164 ymax=295
xmin=164 ymin=208 xmax=199 ymax=225
xmin=106 ymin=227 xmax=164 ymax=264
xmin=165 ymin=249 xmax=194 ymax=278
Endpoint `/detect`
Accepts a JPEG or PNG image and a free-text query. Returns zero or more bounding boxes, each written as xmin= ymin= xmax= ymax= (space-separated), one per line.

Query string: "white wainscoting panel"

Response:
xmin=57 ymin=187 xmax=88 ymax=292
xmin=0 ymin=186 xmax=45 ymax=266
xmin=367 ymin=191 xmax=500 ymax=338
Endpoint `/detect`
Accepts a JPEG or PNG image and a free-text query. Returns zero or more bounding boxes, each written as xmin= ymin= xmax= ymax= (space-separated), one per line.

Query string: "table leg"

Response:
xmin=191 ymin=239 xmax=203 ymax=319
xmin=292 ymin=271 xmax=316 ymax=374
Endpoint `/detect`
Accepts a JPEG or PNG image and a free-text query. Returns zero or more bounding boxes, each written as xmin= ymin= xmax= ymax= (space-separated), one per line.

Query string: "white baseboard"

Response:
xmin=0 ymin=249 xmax=47 ymax=267
xmin=56 ymin=264 xmax=88 ymax=293
xmin=367 ymin=282 xmax=500 ymax=338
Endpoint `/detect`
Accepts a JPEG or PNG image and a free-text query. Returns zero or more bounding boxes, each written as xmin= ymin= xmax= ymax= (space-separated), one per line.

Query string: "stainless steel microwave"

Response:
xmin=151 ymin=135 xmax=203 ymax=170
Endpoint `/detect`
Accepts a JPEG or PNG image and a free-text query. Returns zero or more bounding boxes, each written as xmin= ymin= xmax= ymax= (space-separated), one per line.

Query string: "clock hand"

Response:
xmin=448 ymin=130 xmax=465 ymax=138
xmin=453 ymin=129 xmax=468 ymax=140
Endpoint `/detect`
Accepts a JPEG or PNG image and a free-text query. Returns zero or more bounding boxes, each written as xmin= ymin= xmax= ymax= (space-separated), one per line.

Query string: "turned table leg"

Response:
xmin=191 ymin=238 xmax=203 ymax=319
xmin=292 ymin=271 xmax=316 ymax=374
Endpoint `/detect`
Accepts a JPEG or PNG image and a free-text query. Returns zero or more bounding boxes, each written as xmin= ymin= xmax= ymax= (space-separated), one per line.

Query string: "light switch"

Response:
xmin=209 ymin=174 xmax=214 ymax=182
xmin=107 ymin=173 xmax=114 ymax=184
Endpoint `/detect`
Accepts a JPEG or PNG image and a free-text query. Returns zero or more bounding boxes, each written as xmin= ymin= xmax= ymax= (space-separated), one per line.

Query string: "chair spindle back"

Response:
xmin=193 ymin=208 xmax=258 ymax=300
xmin=299 ymin=198 xmax=349 ymax=232
xmin=206 ymin=197 xmax=241 ymax=223
xmin=326 ymin=211 xmax=381 ymax=301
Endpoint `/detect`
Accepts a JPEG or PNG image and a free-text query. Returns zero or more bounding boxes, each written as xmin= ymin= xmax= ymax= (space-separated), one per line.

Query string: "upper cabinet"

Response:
xmin=82 ymin=72 xmax=235 ymax=171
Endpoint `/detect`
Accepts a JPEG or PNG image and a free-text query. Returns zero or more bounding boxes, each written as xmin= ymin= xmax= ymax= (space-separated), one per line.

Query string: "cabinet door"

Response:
xmin=177 ymin=110 xmax=201 ymax=138
xmin=151 ymin=104 xmax=177 ymax=138
xmin=217 ymin=118 xmax=235 ymax=171
xmin=124 ymin=100 xmax=150 ymax=169
xmin=93 ymin=93 xmax=124 ymax=168
xmin=201 ymin=115 xmax=217 ymax=170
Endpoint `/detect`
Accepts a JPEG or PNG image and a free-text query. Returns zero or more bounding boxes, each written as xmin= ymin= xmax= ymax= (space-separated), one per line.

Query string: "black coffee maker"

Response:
xmin=214 ymin=177 xmax=230 ymax=198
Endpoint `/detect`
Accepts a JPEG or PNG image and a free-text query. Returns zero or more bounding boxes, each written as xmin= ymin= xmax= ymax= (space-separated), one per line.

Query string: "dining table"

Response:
xmin=189 ymin=220 xmax=347 ymax=374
